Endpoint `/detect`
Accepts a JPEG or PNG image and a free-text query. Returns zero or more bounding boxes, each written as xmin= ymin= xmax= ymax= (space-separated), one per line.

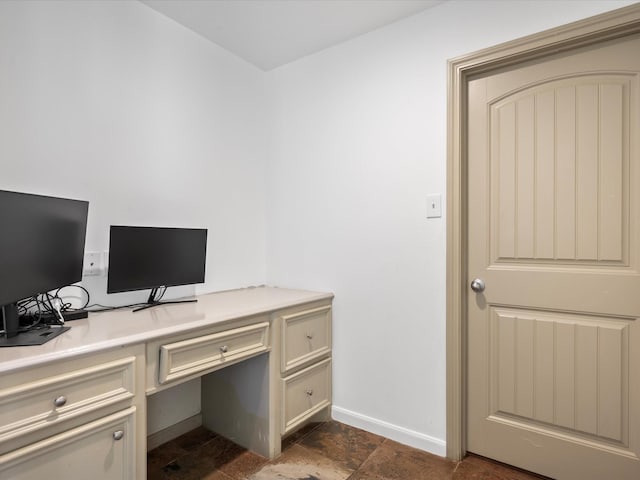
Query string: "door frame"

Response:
xmin=446 ymin=3 xmax=640 ymax=461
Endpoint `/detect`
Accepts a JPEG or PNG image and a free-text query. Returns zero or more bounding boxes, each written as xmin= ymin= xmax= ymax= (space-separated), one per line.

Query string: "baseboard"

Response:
xmin=331 ymin=406 xmax=446 ymax=457
xmin=147 ymin=414 xmax=203 ymax=451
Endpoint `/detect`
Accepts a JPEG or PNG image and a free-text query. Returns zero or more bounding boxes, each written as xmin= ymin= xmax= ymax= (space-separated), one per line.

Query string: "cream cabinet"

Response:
xmin=200 ymin=299 xmax=333 ymax=458
xmin=278 ymin=302 xmax=332 ymax=436
xmin=0 ymin=287 xmax=333 ymax=476
xmin=0 ymin=345 xmax=146 ymax=479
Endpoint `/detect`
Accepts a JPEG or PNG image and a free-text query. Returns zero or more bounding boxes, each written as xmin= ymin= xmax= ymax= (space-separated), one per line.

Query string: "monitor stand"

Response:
xmin=1 ymin=303 xmax=70 ymax=347
xmin=0 ymin=326 xmax=70 ymax=347
xmin=132 ymin=287 xmax=198 ymax=313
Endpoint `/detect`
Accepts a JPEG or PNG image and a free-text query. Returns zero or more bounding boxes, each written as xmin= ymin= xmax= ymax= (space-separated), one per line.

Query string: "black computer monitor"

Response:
xmin=0 ymin=189 xmax=89 ymax=345
xmin=107 ymin=226 xmax=207 ymax=311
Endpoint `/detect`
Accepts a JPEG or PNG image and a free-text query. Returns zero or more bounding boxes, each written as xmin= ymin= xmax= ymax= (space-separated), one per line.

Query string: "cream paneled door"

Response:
xmin=467 ymin=33 xmax=640 ymax=479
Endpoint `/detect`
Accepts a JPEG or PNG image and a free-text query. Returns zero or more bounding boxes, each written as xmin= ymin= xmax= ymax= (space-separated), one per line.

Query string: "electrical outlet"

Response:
xmin=83 ymin=252 xmax=103 ymax=276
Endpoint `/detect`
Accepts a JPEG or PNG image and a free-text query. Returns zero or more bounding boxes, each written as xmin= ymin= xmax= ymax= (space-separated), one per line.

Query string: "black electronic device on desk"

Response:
xmin=107 ymin=225 xmax=207 ymax=312
xmin=0 ymin=189 xmax=89 ymax=346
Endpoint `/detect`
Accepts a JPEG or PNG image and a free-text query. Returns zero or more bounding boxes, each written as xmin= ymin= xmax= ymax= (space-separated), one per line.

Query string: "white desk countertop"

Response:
xmin=0 ymin=286 xmax=333 ymax=374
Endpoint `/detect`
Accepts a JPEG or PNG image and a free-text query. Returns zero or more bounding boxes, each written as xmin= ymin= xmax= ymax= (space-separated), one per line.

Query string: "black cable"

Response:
xmin=15 ymin=284 xmax=89 ymax=333
xmin=44 ymin=292 xmax=55 ymax=312
xmin=54 ymin=285 xmax=90 ymax=311
xmin=16 ymin=295 xmax=47 ymax=332
xmin=15 ymin=284 xmax=158 ymax=325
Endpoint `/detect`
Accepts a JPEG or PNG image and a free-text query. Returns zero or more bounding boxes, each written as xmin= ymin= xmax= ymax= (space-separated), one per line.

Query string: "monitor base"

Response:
xmin=0 ymin=326 xmax=70 ymax=347
xmin=133 ymin=299 xmax=197 ymax=313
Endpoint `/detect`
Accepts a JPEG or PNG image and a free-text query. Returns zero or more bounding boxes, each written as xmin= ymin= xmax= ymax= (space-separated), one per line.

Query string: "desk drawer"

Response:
xmin=281 ymin=305 xmax=331 ymax=374
xmin=0 ymin=407 xmax=136 ymax=479
xmin=281 ymin=358 xmax=331 ymax=435
xmin=0 ymin=356 xmax=136 ymax=448
xmin=158 ymin=322 xmax=269 ymax=385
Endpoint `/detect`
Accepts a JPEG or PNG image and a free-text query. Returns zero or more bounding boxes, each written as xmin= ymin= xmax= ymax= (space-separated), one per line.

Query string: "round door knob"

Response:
xmin=53 ymin=396 xmax=67 ymax=408
xmin=220 ymin=345 xmax=228 ymax=353
xmin=305 ymin=389 xmax=314 ymax=396
xmin=305 ymin=333 xmax=314 ymax=340
xmin=113 ymin=430 xmax=124 ymax=441
xmin=470 ymin=278 xmax=485 ymax=293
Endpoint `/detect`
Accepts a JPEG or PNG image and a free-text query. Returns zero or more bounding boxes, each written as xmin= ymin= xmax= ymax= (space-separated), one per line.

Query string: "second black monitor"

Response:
xmin=107 ymin=226 xmax=207 ymax=295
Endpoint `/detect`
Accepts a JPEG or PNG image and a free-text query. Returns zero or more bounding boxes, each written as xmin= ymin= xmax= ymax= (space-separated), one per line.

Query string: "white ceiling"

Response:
xmin=140 ymin=0 xmax=445 ymax=71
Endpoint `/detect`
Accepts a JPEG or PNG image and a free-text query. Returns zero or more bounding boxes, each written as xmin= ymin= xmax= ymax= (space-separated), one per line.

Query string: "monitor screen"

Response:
xmin=0 ymin=190 xmax=89 ymax=308
xmin=107 ymin=226 xmax=207 ymax=294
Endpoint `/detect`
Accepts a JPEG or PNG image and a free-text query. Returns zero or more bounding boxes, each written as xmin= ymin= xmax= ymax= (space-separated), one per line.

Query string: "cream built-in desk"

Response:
xmin=0 ymin=286 xmax=333 ymax=479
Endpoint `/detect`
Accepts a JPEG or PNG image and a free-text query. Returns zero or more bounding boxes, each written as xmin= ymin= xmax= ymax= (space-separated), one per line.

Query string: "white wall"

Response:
xmin=0 ymin=0 xmax=268 ymax=308
xmin=265 ymin=0 xmax=637 ymax=454
xmin=0 ymin=0 xmax=269 ymax=437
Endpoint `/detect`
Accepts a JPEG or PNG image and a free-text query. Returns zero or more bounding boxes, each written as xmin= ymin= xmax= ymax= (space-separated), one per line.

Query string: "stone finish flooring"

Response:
xmin=147 ymin=421 xmax=548 ymax=480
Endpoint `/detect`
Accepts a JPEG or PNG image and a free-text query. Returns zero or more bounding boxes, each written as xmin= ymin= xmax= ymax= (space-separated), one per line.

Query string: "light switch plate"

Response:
xmin=427 ymin=194 xmax=442 ymax=218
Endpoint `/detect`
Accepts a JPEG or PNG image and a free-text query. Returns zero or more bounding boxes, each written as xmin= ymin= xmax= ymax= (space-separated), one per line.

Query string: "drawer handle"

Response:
xmin=306 ymin=389 xmax=314 ymax=396
xmin=113 ymin=430 xmax=124 ymax=441
xmin=220 ymin=345 xmax=228 ymax=353
xmin=53 ymin=396 xmax=67 ymax=408
xmin=305 ymin=333 xmax=314 ymax=340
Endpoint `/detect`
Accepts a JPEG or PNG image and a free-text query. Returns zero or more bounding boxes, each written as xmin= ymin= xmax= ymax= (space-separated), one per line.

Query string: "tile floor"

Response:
xmin=147 ymin=421 xmax=549 ymax=480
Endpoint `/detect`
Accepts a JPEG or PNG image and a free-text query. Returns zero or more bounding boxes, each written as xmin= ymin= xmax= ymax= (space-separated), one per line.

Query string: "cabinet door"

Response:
xmin=0 ymin=407 xmax=136 ymax=480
